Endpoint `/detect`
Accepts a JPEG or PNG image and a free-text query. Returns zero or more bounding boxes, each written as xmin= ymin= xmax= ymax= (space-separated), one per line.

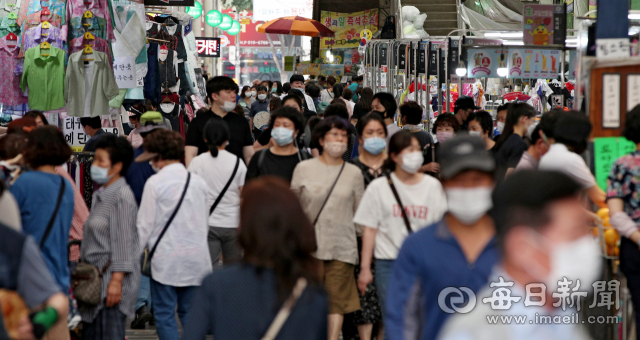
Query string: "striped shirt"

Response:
xmin=56 ymin=166 xmax=89 ymax=261
xmin=79 ymin=178 xmax=140 ymax=321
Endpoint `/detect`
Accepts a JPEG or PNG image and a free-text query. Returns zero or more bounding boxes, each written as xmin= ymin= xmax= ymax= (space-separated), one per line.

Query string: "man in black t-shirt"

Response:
xmin=185 ymin=76 xmax=254 ymax=166
xmin=453 ymin=96 xmax=480 ymax=131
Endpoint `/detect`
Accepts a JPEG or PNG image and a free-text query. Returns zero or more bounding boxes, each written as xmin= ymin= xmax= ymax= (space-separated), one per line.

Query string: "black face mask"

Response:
xmin=371 ymin=110 xmax=387 ymax=119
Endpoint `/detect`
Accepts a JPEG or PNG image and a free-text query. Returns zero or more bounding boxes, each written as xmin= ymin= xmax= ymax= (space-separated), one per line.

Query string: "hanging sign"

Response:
xmin=226 ymin=21 xmax=241 ymax=35
xmin=320 ymin=9 xmax=379 ymax=49
xmin=284 ymin=56 xmax=294 ymax=71
xmin=205 ymin=10 xmax=222 ymax=27
xmin=186 ymin=1 xmax=202 ymax=19
xmin=63 ymin=117 xmax=120 ymax=147
xmin=466 ymin=48 xmax=505 ymax=78
xmin=296 ymin=63 xmax=321 ymax=76
xmin=218 ymin=14 xmax=233 ymax=30
xmin=112 ymin=56 xmax=137 ymax=88
xmin=506 ymin=49 xmax=560 ymax=79
xmin=196 ymin=37 xmax=220 ymax=57
xmin=523 ymin=4 xmax=566 ymax=46
xmin=593 ymin=137 xmax=637 ymax=190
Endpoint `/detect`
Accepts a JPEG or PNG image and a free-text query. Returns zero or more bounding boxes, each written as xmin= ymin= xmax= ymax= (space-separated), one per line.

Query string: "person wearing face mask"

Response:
xmin=291 ymin=116 xmax=365 ymax=340
xmin=493 ymin=104 xmax=509 ymax=138
xmin=185 ymin=76 xmax=254 ymax=167
xmin=400 ymin=101 xmax=434 ymax=149
xmin=513 ymin=110 xmax=560 ymax=172
xmin=290 ymin=74 xmax=317 ymax=112
xmin=321 ymin=76 xmax=337 ymax=103
xmin=188 ymin=119 xmax=246 ymax=270
xmin=344 ymin=112 xmax=387 ymax=340
xmin=238 ymin=86 xmax=256 ymax=117
xmin=423 ymin=114 xmax=460 ymax=176
xmin=539 ymin=111 xmax=606 ymax=208
xmin=249 ymin=85 xmax=271 ymax=138
xmin=439 ymin=171 xmax=599 ymax=340
xmin=136 ymin=129 xmax=213 ymax=340
xmin=385 ymin=135 xmax=498 ymax=340
xmin=468 ymin=111 xmax=496 ymax=151
xmin=246 ymin=107 xmax=310 ymax=183
xmin=355 ymin=130 xmax=448 ymax=339
xmin=126 ymin=104 xmax=146 ymax=149
xmin=81 ymin=135 xmax=141 ymax=340
xmin=372 ymin=92 xmax=401 ymax=146
xmin=493 ymin=102 xmax=536 ymax=180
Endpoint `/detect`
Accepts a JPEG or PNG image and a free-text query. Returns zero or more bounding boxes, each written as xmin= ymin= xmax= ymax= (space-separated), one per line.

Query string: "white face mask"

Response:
xmin=445 ymin=187 xmax=493 ymax=225
xmin=160 ymin=103 xmax=174 ymax=112
xmin=497 ymin=121 xmax=505 ymax=134
xmin=149 ymin=161 xmax=161 ymax=173
xmin=469 ymin=131 xmax=482 ymax=137
xmin=526 ymin=233 xmax=601 ymax=293
xmin=526 ymin=122 xmax=537 ymax=140
xmin=323 ymin=142 xmax=347 ymax=158
xmin=400 ymin=151 xmax=424 ymax=174
xmin=245 ymin=92 xmax=252 ymax=98
xmin=219 ymin=100 xmax=237 ymax=112
xmin=251 ymin=91 xmax=257 ymax=97
xmin=258 ymin=94 xmax=267 ymax=100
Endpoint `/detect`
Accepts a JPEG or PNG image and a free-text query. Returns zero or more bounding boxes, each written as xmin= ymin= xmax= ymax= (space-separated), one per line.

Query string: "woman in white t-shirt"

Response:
xmin=354 ymin=130 xmax=448 ymax=317
xmin=188 ymin=119 xmax=247 ymax=269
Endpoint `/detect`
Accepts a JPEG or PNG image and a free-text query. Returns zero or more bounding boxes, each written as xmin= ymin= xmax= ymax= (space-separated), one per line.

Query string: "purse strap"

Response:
xmin=210 ymin=157 xmax=240 ymax=215
xmin=148 ymin=173 xmax=191 ymax=261
xmin=312 ymin=162 xmax=346 ymax=226
xmin=384 ymin=172 xmax=412 ymax=234
xmin=261 ymin=278 xmax=308 ymax=340
xmin=40 ymin=177 xmax=66 ymax=249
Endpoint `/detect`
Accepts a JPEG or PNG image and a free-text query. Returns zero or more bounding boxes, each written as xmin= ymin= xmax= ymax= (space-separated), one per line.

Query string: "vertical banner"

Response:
xmin=523 ymin=5 xmax=566 ymax=45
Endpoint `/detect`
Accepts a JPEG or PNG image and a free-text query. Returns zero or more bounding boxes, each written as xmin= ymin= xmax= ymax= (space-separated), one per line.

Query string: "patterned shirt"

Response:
xmin=607 ymin=150 xmax=640 ymax=222
xmin=69 ymin=35 xmax=113 ymax=66
xmin=16 ymin=0 xmax=64 ymax=26
xmin=0 ymin=36 xmax=27 ymax=106
xmin=63 ymin=1 xmax=113 ymax=41
xmin=21 ymin=24 xmax=65 ymax=55
xmin=20 ymin=10 xmax=61 ymax=43
xmin=0 ymin=0 xmax=21 ymax=17
xmin=68 ymin=15 xmax=108 ymax=41
xmin=79 ymin=178 xmax=140 ymax=321
xmin=0 ymin=14 xmax=21 ymax=37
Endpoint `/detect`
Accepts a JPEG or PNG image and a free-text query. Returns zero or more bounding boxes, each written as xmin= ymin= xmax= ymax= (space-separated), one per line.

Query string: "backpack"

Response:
xmin=317 ymin=102 xmax=330 ymax=114
xmin=381 ymin=16 xmax=396 ymax=39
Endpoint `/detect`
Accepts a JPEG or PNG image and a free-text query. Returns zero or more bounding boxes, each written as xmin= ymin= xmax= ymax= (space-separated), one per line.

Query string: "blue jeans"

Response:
xmin=374 ymin=259 xmax=395 ymax=314
xmin=150 ymin=279 xmax=197 ymax=340
xmin=135 ymin=274 xmax=152 ymax=311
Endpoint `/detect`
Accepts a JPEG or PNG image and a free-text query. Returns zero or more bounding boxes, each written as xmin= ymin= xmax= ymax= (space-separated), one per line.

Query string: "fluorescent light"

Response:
xmin=629 ymin=14 xmax=640 ymax=19
xmin=484 ymin=32 xmax=502 ymax=37
xmin=503 ymin=41 xmax=524 ymax=45
xmin=497 ymin=67 xmax=508 ymax=77
xmin=484 ymin=32 xmax=523 ymax=38
xmin=456 ymin=67 xmax=467 ymax=76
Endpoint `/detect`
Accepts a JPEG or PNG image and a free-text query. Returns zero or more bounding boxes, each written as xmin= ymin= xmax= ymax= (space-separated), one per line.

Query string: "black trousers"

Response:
xmin=620 ymin=236 xmax=640 ymax=340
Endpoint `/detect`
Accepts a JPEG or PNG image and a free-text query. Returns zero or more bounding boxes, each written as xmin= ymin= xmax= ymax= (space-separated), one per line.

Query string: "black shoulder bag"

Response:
xmin=210 ymin=157 xmax=240 ymax=215
xmin=141 ymin=173 xmax=191 ymax=277
xmin=384 ymin=172 xmax=412 ymax=234
xmin=40 ymin=177 xmax=66 ymax=248
xmin=313 ymin=162 xmax=346 ymax=226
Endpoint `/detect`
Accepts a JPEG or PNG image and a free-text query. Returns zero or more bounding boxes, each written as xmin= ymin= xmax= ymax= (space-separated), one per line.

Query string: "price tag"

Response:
xmin=596 ymin=38 xmax=630 ymax=59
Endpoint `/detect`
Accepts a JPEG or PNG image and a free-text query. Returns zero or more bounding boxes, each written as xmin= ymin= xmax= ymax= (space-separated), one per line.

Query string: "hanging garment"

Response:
xmin=21 ymin=24 xmax=66 ymax=58
xmin=0 ymin=35 xmax=28 ymax=106
xmin=62 ymin=0 xmax=114 ymax=41
xmin=158 ymin=47 xmax=178 ymax=90
xmin=144 ymin=42 xmax=161 ymax=103
xmin=0 ymin=0 xmax=22 ymax=17
xmin=65 ymin=51 xmax=119 ymax=117
xmin=159 ymin=94 xmax=180 ymax=133
xmin=68 ymin=16 xmax=108 ymax=41
xmin=69 ymin=36 xmax=113 ymax=67
xmin=16 ymin=0 xmax=65 ymax=26
xmin=21 ymin=45 xmax=65 ymax=111
xmin=0 ymin=14 xmax=21 ymax=38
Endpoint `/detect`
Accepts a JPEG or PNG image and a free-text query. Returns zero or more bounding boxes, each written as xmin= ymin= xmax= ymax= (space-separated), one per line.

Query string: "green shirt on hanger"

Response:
xmin=20 ymin=45 xmax=66 ymax=111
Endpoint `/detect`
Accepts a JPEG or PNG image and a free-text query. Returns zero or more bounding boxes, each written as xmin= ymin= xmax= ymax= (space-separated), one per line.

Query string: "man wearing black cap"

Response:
xmin=385 ymin=135 xmax=500 ymax=340
xmin=290 ymin=74 xmax=317 ymax=113
xmin=453 ymin=95 xmax=480 ymax=131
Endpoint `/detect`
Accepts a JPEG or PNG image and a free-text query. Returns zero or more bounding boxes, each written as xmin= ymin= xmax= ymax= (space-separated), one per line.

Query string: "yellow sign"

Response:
xmin=360 ymin=29 xmax=372 ymax=42
xmin=284 ymin=56 xmax=294 ymax=71
xmin=241 ymin=18 xmax=250 ymax=25
xmin=320 ymin=9 xmax=379 ymax=49
xmin=295 ymin=63 xmax=321 ymax=76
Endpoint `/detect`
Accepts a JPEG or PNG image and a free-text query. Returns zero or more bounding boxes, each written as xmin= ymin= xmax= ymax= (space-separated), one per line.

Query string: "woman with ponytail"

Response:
xmin=188 ymin=119 xmax=247 ymax=269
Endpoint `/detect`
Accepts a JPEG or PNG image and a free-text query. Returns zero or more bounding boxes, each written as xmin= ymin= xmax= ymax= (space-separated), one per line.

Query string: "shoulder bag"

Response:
xmin=261 ymin=278 xmax=308 ymax=340
xmin=40 ymin=176 xmax=66 ymax=248
xmin=312 ymin=162 xmax=346 ymax=226
xmin=384 ymin=172 xmax=412 ymax=234
xmin=141 ymin=173 xmax=191 ymax=277
xmin=210 ymin=157 xmax=240 ymax=215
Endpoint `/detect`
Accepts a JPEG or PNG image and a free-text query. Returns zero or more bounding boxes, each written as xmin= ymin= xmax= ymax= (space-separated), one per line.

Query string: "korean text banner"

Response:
xmin=253 ymin=0 xmax=313 ymax=21
xmin=196 ymin=38 xmax=221 ymax=57
xmin=466 ymin=48 xmax=505 ymax=78
xmin=320 ymin=9 xmax=379 ymax=49
xmin=507 ymin=49 xmax=560 ymax=79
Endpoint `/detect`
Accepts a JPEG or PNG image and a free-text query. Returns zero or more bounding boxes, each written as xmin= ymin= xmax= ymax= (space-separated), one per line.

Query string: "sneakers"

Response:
xmin=130 ymin=305 xmax=153 ymax=329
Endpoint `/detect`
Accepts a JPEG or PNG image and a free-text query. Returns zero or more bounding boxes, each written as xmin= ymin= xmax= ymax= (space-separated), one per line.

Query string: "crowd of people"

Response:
xmin=0 ymin=72 xmax=635 ymax=340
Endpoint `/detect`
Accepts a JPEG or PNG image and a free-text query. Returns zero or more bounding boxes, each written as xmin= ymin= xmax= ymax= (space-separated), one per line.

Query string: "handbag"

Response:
xmin=40 ymin=177 xmax=66 ymax=248
xmin=210 ymin=157 xmax=239 ymax=215
xmin=312 ymin=162 xmax=345 ymax=226
xmin=141 ymin=173 xmax=191 ymax=277
xmin=384 ymin=172 xmax=413 ymax=234
xmin=71 ymin=260 xmax=110 ymax=306
xmin=261 ymin=278 xmax=308 ymax=340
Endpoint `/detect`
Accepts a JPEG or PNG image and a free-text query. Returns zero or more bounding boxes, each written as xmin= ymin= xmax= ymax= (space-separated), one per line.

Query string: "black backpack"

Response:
xmin=381 ymin=16 xmax=396 ymax=39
